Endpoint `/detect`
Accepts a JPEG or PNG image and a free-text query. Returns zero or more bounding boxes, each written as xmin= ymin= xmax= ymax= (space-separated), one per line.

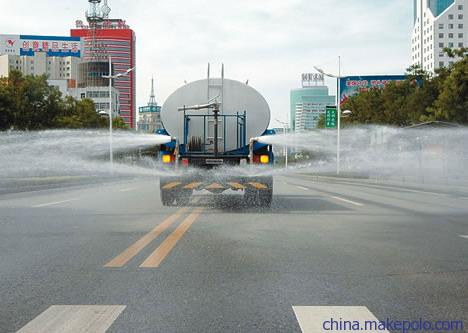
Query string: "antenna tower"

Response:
xmin=148 ymin=77 xmax=157 ymax=106
xmin=85 ymin=0 xmax=108 ymax=86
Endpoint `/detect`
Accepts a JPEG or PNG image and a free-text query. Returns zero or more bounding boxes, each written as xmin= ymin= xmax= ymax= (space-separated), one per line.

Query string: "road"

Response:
xmin=0 ymin=174 xmax=467 ymax=332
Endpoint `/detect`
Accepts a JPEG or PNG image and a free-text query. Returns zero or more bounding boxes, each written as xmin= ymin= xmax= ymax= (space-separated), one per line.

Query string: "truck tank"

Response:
xmin=161 ymin=78 xmax=270 ymax=153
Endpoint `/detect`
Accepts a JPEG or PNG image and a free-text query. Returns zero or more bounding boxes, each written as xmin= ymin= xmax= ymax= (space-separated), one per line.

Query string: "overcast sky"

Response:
xmin=0 ymin=0 xmax=413 ymax=127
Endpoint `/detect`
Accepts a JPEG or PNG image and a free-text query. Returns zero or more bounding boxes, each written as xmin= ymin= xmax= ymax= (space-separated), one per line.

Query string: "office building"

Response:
xmin=290 ymin=74 xmax=335 ymax=131
xmin=71 ymin=19 xmax=136 ymax=128
xmin=412 ymin=0 xmax=467 ymax=72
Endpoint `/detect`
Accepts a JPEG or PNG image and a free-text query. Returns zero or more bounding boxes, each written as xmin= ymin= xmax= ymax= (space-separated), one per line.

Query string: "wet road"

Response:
xmin=1 ymin=175 xmax=467 ymax=332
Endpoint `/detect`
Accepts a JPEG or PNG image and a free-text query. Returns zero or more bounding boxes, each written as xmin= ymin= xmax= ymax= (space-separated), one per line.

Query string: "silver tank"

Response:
xmin=161 ymin=78 xmax=270 ymax=153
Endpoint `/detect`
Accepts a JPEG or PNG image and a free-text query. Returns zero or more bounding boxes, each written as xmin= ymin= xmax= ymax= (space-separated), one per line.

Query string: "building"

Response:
xmin=0 ymin=34 xmax=82 ymax=86
xmin=138 ymin=78 xmax=162 ymax=133
xmin=412 ymin=0 xmax=467 ymax=72
xmin=71 ymin=18 xmax=136 ymax=128
xmin=290 ymin=74 xmax=335 ymax=131
xmin=69 ymin=86 xmax=120 ymax=117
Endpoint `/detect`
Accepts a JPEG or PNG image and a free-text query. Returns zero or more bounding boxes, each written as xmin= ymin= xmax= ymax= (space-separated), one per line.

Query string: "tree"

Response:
xmin=0 ymin=77 xmax=14 ymax=130
xmin=56 ymin=97 xmax=106 ymax=129
xmin=427 ymin=48 xmax=468 ymax=123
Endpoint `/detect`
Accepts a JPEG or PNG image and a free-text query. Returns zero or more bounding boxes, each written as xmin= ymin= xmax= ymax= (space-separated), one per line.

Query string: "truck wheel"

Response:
xmin=175 ymin=190 xmax=192 ymax=206
xmin=259 ymin=190 xmax=273 ymax=207
xmin=244 ymin=188 xmax=257 ymax=206
xmin=161 ymin=190 xmax=175 ymax=206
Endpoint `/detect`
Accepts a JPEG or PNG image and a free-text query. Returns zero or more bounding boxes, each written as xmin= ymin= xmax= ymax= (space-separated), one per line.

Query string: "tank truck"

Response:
xmin=157 ymin=66 xmax=275 ymax=207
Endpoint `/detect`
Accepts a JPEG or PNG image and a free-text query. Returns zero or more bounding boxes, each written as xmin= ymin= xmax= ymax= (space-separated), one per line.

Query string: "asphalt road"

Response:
xmin=0 ymin=174 xmax=467 ymax=332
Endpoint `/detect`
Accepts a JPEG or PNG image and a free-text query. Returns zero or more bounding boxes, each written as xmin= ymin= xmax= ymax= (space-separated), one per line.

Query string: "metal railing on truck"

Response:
xmin=182 ymin=111 xmax=247 ymax=154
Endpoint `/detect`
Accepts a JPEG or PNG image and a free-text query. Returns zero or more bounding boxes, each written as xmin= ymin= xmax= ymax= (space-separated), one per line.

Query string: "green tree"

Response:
xmin=56 ymin=97 xmax=106 ymax=129
xmin=112 ymin=117 xmax=129 ymax=129
xmin=0 ymin=77 xmax=14 ymax=130
xmin=427 ymin=48 xmax=468 ymax=123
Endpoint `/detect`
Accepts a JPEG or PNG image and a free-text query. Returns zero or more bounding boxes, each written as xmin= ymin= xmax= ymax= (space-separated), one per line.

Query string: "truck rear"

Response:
xmin=157 ymin=73 xmax=275 ymax=207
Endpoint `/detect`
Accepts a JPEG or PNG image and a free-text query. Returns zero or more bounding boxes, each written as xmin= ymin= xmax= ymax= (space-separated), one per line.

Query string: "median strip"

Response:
xmin=140 ymin=208 xmax=204 ymax=268
xmin=105 ymin=208 xmax=188 ymax=268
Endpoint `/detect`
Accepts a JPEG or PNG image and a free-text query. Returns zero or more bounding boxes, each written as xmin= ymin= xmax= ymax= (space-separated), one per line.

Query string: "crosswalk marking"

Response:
xmin=17 ymin=305 xmax=126 ymax=333
xmin=140 ymin=208 xmax=204 ymax=268
xmin=293 ymin=306 xmax=389 ymax=333
xmin=105 ymin=208 xmax=188 ymax=268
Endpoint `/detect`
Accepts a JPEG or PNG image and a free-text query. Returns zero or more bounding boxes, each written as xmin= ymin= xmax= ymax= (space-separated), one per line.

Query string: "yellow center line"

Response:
xmin=140 ymin=208 xmax=204 ymax=268
xmin=104 ymin=208 xmax=188 ymax=268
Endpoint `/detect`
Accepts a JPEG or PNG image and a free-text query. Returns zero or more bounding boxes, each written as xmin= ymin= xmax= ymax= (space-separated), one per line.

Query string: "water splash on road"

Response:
xmin=0 ymin=130 xmax=174 ymax=178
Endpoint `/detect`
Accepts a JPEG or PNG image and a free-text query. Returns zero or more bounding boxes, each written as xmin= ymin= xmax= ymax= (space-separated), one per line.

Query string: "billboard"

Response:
xmin=0 ymin=35 xmax=21 ymax=55
xmin=0 ymin=35 xmax=82 ymax=58
xmin=339 ymin=75 xmax=406 ymax=104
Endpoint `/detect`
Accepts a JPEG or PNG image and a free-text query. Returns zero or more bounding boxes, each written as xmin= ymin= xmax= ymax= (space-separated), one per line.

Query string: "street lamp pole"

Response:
xmin=103 ymin=58 xmax=135 ymax=175
xmin=108 ymin=56 xmax=113 ymax=173
xmin=314 ymin=56 xmax=342 ymax=175
xmin=337 ymin=56 xmax=341 ymax=175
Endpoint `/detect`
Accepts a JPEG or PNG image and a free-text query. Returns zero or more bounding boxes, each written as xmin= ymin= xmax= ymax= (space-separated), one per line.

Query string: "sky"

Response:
xmin=0 ymin=0 xmax=413 ymax=127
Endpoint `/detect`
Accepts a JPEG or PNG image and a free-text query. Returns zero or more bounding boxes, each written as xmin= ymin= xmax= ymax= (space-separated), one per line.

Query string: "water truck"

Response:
xmin=156 ymin=67 xmax=275 ymax=207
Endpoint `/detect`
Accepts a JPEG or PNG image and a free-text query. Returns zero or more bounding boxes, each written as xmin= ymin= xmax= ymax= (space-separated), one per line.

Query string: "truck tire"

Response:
xmin=175 ymin=190 xmax=192 ymax=206
xmin=161 ymin=190 xmax=175 ymax=206
xmin=259 ymin=189 xmax=273 ymax=207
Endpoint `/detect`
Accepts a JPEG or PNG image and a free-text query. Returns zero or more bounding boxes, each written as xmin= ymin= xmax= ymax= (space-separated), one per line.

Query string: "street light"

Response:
xmin=102 ymin=56 xmax=135 ymax=173
xmin=275 ymin=118 xmax=290 ymax=168
xmin=342 ymin=110 xmax=352 ymax=118
xmin=314 ymin=56 xmax=342 ymax=175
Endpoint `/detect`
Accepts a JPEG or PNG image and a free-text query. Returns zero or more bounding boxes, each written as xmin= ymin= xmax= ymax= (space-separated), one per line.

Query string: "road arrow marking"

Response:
xmin=17 ymin=305 xmax=126 ymax=333
xmin=459 ymin=235 xmax=468 ymax=240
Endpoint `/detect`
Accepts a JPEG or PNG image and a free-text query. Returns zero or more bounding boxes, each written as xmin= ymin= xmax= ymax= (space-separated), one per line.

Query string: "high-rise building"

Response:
xmin=71 ymin=18 xmax=136 ymax=128
xmin=290 ymin=74 xmax=335 ymax=131
xmin=412 ymin=0 xmax=467 ymax=72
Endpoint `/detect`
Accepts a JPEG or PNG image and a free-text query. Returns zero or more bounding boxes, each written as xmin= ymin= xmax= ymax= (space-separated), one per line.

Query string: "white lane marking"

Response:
xmin=32 ymin=199 xmax=77 ymax=208
xmin=336 ymin=181 xmax=449 ymax=197
xmin=297 ymin=186 xmax=310 ymax=191
xmin=17 ymin=305 xmax=126 ymax=333
xmin=119 ymin=187 xmax=138 ymax=192
xmin=331 ymin=196 xmax=364 ymax=207
xmin=459 ymin=235 xmax=468 ymax=240
xmin=293 ymin=306 xmax=389 ymax=333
